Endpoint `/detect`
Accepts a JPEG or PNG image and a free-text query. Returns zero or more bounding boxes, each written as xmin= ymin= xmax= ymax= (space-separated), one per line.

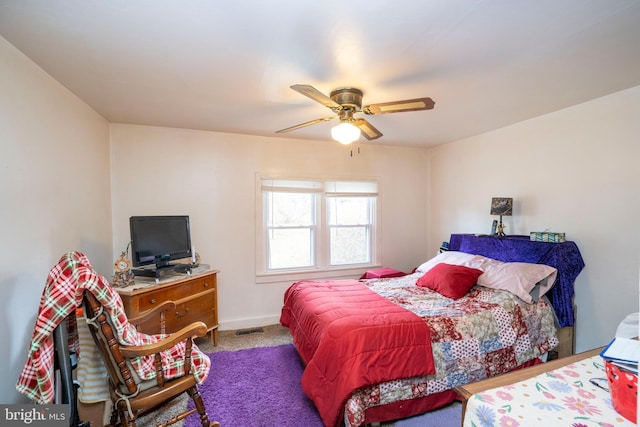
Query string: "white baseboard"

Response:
xmin=219 ymin=314 xmax=282 ymax=331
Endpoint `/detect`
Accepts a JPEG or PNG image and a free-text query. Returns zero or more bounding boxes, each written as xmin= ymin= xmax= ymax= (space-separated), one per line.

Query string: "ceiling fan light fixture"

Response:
xmin=276 ymin=84 xmax=434 ymax=144
xmin=331 ymin=121 xmax=361 ymax=145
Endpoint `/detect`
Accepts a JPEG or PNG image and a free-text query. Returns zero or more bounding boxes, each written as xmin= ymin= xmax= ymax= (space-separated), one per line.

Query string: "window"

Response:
xmin=258 ymin=178 xmax=378 ymax=277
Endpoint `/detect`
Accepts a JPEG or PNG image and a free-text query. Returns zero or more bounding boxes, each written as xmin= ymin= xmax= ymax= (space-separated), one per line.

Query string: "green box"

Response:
xmin=530 ymin=232 xmax=566 ymax=243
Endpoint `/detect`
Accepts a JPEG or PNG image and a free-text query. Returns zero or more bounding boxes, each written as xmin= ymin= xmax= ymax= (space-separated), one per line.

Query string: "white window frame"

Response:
xmin=256 ymin=175 xmax=380 ymax=283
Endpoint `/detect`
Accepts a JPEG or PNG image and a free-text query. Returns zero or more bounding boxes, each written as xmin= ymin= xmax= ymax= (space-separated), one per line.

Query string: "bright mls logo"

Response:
xmin=1 ymin=405 xmax=67 ymax=426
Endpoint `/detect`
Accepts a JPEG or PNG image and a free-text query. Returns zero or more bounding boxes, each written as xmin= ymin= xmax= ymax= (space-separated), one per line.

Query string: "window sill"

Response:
xmin=256 ymin=265 xmax=381 ymax=284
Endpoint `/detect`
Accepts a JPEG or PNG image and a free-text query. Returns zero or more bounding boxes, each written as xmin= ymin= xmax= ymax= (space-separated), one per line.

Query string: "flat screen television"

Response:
xmin=129 ymin=215 xmax=192 ymax=276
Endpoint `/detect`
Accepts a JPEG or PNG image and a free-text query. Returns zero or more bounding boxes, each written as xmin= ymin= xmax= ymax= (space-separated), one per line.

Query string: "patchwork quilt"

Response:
xmin=342 ymin=273 xmax=559 ymax=426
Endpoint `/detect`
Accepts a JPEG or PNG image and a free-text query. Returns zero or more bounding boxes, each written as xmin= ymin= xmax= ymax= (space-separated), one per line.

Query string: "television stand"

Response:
xmin=116 ymin=269 xmax=219 ymax=345
xmin=132 ymin=265 xmax=176 ymax=278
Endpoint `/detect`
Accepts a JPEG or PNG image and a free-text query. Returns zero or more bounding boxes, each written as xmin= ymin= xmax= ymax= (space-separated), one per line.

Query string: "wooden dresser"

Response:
xmin=116 ymin=270 xmax=219 ymax=345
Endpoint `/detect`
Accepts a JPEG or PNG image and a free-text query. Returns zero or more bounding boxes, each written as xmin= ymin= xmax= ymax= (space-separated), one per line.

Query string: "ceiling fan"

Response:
xmin=276 ymin=84 xmax=435 ymax=145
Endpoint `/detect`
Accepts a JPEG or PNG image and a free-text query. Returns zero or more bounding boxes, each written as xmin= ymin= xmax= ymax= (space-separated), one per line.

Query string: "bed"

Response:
xmin=280 ymin=234 xmax=585 ymax=427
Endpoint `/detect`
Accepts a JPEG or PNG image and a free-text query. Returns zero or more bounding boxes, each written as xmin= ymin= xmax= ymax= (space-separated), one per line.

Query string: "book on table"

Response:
xmin=600 ymin=337 xmax=639 ymax=374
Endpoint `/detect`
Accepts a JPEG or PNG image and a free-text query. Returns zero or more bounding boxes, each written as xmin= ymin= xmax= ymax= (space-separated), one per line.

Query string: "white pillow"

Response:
xmin=416 ymin=251 xmax=491 ymax=273
xmin=477 ymin=261 xmax=557 ymax=304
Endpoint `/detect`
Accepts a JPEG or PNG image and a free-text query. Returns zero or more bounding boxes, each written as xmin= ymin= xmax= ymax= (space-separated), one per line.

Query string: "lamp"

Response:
xmin=331 ymin=121 xmax=361 ymax=145
xmin=490 ymin=197 xmax=513 ymax=236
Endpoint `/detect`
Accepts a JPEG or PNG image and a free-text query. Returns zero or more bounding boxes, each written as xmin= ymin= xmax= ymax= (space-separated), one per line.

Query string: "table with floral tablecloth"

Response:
xmin=463 ymin=355 xmax=634 ymax=427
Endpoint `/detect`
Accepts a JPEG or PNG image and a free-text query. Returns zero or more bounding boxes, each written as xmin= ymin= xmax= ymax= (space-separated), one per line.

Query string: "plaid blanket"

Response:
xmin=16 ymin=252 xmax=211 ymax=404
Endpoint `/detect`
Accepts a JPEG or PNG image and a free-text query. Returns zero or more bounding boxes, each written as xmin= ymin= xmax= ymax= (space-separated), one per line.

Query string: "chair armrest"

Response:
xmin=120 ymin=321 xmax=208 ymax=358
xmin=128 ymin=301 xmax=177 ymax=326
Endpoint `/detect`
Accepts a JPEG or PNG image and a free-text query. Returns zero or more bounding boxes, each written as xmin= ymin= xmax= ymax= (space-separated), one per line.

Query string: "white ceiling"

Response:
xmin=2 ymin=0 xmax=640 ymax=148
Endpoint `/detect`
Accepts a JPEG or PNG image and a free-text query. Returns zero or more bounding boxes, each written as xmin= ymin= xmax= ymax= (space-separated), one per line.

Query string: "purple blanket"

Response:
xmin=449 ymin=234 xmax=584 ymax=327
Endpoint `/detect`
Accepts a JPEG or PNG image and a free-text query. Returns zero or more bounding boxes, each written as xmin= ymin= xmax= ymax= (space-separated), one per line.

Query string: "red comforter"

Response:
xmin=280 ymin=279 xmax=435 ymax=427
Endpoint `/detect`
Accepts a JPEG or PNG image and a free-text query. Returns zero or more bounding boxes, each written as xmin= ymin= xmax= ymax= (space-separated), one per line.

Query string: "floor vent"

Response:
xmin=235 ymin=327 xmax=264 ymax=336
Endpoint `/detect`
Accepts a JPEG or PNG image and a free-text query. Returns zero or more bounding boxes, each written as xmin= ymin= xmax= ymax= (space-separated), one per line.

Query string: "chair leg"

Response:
xmin=187 ymin=386 xmax=216 ymax=427
xmin=109 ymin=403 xmax=119 ymax=427
xmin=117 ymin=405 xmax=137 ymax=427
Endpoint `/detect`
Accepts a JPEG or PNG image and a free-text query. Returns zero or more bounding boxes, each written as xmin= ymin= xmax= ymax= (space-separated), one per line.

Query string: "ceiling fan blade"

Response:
xmin=362 ymin=97 xmax=435 ymax=115
xmin=275 ymin=116 xmax=336 ymax=134
xmin=291 ymin=84 xmax=342 ymax=110
xmin=355 ymin=118 xmax=383 ymax=140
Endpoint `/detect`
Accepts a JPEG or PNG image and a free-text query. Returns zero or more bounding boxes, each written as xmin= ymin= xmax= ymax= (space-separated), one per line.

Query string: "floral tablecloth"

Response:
xmin=463 ymin=355 xmax=635 ymax=427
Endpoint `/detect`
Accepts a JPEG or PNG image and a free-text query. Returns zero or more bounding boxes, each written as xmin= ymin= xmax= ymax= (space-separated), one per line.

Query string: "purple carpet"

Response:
xmin=186 ymin=344 xmax=461 ymax=427
xmin=185 ymin=344 xmax=323 ymax=427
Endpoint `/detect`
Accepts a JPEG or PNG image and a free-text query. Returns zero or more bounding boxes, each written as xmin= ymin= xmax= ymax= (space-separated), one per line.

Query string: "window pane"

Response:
xmin=330 ymin=226 xmax=370 ymax=265
xmin=261 ymin=178 xmax=377 ymax=273
xmin=328 ymin=197 xmax=370 ymax=225
xmin=325 ymin=181 xmax=378 ymax=195
xmin=268 ymin=228 xmax=313 ymax=269
xmin=269 ymin=192 xmax=313 ymax=226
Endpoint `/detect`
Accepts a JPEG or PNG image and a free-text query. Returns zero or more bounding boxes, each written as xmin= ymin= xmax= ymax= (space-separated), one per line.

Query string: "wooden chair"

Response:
xmin=82 ymin=290 xmax=219 ymax=427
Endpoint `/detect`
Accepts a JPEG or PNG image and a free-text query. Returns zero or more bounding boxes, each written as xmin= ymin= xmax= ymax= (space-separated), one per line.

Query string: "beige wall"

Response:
xmin=0 ymin=36 xmax=112 ymax=403
xmin=109 ymin=124 xmax=432 ymax=330
xmin=427 ymin=86 xmax=640 ymax=352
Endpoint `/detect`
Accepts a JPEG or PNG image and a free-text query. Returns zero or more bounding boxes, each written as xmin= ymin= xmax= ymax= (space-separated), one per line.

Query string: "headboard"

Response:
xmin=449 ymin=234 xmax=585 ymax=327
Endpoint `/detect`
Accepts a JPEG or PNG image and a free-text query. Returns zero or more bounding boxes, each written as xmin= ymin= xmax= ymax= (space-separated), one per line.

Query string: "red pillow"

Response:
xmin=416 ymin=263 xmax=483 ymax=299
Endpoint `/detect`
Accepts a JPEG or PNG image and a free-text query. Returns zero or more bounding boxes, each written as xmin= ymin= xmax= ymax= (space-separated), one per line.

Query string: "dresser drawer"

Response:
xmin=137 ymin=276 xmax=215 ymax=312
xmin=166 ymin=292 xmax=216 ymax=333
xmin=137 ymin=290 xmax=215 ymax=334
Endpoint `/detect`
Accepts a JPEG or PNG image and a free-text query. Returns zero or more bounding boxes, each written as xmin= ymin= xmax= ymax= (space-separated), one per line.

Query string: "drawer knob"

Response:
xmin=176 ymin=307 xmax=190 ymax=318
xmin=150 ymin=298 xmax=156 ymax=304
xmin=203 ymin=282 xmax=209 ymax=287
